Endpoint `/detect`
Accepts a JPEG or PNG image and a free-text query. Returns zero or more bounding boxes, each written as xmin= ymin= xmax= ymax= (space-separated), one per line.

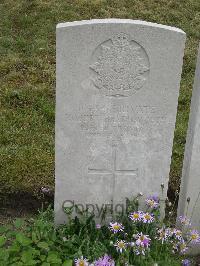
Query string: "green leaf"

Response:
xmin=40 ymin=255 xmax=46 ymax=262
xmin=46 ymin=253 xmax=62 ymax=264
xmin=63 ymin=260 xmax=73 ymax=266
xmin=8 ymin=242 xmax=20 ymax=253
xmin=41 ymin=263 xmax=50 ymax=266
xmin=6 ymin=232 xmax=16 ymax=239
xmin=21 ymin=249 xmax=39 ymax=265
xmin=31 ymin=247 xmax=40 ymax=256
xmin=31 ymin=232 xmax=37 ymax=243
xmin=16 ymin=233 xmax=32 ymax=246
xmin=0 ymin=236 xmax=6 ymax=247
xmin=26 ymin=260 xmax=39 ymax=266
xmin=11 ymin=262 xmax=24 ymax=266
xmin=10 ymin=255 xmax=21 ymax=263
xmin=21 ymin=250 xmax=32 ymax=261
xmin=0 ymin=248 xmax=9 ymax=261
xmin=0 ymin=226 xmax=9 ymax=234
xmin=14 ymin=218 xmax=24 ymax=228
xmin=37 ymin=242 xmax=49 ymax=250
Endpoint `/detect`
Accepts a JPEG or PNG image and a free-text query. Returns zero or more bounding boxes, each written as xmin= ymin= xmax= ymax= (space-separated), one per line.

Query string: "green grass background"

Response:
xmin=0 ymin=0 xmax=200 ymax=202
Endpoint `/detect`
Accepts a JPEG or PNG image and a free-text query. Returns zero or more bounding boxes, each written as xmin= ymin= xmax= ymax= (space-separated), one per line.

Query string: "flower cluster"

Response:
xmin=156 ymin=227 xmax=189 ymax=254
xmin=73 ymin=195 xmax=200 ymax=266
xmin=156 ymin=227 xmax=172 ymax=244
xmin=129 ymin=211 xmax=154 ymax=224
xmin=156 ymin=220 xmax=200 ymax=255
xmin=113 ymin=233 xmax=151 ymax=256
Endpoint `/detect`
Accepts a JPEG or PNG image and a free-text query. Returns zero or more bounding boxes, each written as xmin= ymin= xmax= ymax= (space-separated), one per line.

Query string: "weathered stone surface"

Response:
xmin=177 ymin=44 xmax=200 ymax=251
xmin=55 ymin=19 xmax=186 ymax=224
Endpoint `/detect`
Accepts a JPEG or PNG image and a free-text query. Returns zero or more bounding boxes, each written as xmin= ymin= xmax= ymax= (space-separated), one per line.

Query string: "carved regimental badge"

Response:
xmin=90 ymin=33 xmax=150 ymax=97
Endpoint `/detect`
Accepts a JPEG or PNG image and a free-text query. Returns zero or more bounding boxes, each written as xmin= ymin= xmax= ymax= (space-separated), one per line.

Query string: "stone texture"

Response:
xmin=177 ymin=44 xmax=200 ymax=250
xmin=55 ymin=19 xmax=186 ymax=224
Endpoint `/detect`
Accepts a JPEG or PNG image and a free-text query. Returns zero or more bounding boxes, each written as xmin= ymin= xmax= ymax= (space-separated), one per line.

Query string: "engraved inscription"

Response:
xmin=65 ymin=104 xmax=167 ymax=139
xmin=90 ymin=33 xmax=150 ymax=97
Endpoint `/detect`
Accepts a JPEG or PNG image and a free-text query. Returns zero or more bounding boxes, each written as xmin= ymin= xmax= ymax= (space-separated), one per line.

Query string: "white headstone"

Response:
xmin=55 ymin=19 xmax=186 ymax=224
xmin=177 ymin=44 xmax=200 ymax=249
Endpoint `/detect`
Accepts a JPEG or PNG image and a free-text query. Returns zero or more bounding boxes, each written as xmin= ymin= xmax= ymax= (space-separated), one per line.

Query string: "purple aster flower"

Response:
xmin=145 ymin=195 xmax=159 ymax=209
xmin=94 ymin=254 xmax=115 ymax=266
xmin=182 ymin=259 xmax=191 ymax=266
xmin=179 ymin=239 xmax=189 ymax=254
xmin=142 ymin=212 xmax=154 ymax=224
xmin=189 ymin=230 xmax=200 ymax=244
xmin=114 ymin=240 xmax=127 ymax=253
xmin=134 ymin=245 xmax=150 ymax=256
xmin=74 ymin=256 xmax=89 ymax=266
xmin=96 ymin=224 xmax=101 ymax=229
xmin=129 ymin=211 xmax=143 ymax=222
xmin=173 ymin=229 xmax=183 ymax=241
xmin=156 ymin=227 xmax=171 ymax=244
xmin=135 ymin=247 xmax=146 ymax=256
xmin=109 ymin=222 xmax=124 ymax=233
xmin=151 ymin=195 xmax=159 ymax=202
xmin=173 ymin=239 xmax=188 ymax=254
xmin=179 ymin=216 xmax=191 ymax=226
xmin=135 ymin=233 xmax=151 ymax=248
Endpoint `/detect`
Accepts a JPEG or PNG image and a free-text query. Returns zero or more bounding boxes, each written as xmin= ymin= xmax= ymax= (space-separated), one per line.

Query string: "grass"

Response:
xmin=0 ymin=0 xmax=200 ymax=203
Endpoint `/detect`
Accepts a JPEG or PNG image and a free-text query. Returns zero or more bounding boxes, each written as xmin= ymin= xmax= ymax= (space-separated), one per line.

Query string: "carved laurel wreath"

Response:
xmin=90 ymin=33 xmax=149 ymax=97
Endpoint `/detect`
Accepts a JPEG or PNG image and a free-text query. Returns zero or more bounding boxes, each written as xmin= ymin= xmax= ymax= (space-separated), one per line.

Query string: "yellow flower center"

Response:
xmin=159 ymin=232 xmax=164 ymax=238
xmin=191 ymin=234 xmax=197 ymax=240
xmin=144 ymin=214 xmax=151 ymax=220
xmin=79 ymin=260 xmax=85 ymax=266
xmin=180 ymin=243 xmax=186 ymax=249
xmin=140 ymin=235 xmax=145 ymax=241
xmin=113 ymin=225 xmax=120 ymax=230
xmin=118 ymin=242 xmax=125 ymax=248
xmin=149 ymin=200 xmax=154 ymax=206
xmin=133 ymin=213 xmax=139 ymax=219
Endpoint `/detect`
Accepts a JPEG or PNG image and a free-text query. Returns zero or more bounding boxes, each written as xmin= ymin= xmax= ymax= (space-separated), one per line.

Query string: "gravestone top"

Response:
xmin=55 ymin=19 xmax=186 ymax=224
xmin=57 ymin=19 xmax=185 ymax=34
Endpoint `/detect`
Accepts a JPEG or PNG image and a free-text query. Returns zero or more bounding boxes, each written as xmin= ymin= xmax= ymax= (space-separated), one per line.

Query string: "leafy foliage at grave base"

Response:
xmin=0 ymin=0 xmax=200 ymax=205
xmin=0 ymin=195 xmax=198 ymax=266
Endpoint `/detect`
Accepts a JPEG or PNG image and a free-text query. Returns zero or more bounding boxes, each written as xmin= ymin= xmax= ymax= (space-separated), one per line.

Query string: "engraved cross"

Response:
xmin=88 ymin=145 xmax=138 ymax=189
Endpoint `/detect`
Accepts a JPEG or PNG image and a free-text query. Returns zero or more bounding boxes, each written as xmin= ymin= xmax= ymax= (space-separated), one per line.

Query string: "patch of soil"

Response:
xmin=0 ymin=192 xmax=53 ymax=224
